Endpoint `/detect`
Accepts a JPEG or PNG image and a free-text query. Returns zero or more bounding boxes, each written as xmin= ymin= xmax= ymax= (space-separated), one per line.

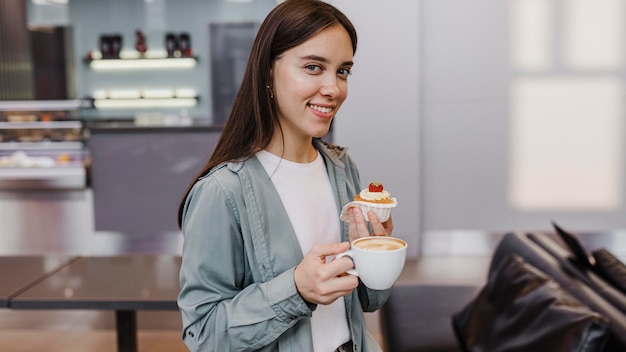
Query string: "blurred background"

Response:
xmin=2 ymin=0 xmax=625 ymax=258
xmin=3 ymin=0 xmax=626 ymax=351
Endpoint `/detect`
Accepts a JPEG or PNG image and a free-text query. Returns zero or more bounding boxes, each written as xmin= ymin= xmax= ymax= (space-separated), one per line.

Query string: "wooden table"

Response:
xmin=0 ymin=255 xmax=77 ymax=307
xmin=7 ymin=255 xmax=181 ymax=352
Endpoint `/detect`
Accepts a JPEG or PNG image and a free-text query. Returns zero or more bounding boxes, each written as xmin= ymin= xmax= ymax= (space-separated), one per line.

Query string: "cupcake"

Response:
xmin=340 ymin=182 xmax=398 ymax=222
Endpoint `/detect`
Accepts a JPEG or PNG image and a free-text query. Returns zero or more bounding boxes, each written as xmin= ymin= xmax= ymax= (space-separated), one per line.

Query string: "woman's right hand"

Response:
xmin=294 ymin=242 xmax=359 ymax=305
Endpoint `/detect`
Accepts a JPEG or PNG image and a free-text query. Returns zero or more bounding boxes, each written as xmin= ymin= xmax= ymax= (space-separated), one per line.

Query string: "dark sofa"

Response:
xmin=452 ymin=231 xmax=626 ymax=352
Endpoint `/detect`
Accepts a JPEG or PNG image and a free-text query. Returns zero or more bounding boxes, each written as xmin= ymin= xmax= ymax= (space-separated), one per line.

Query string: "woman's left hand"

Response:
xmin=347 ymin=207 xmax=394 ymax=242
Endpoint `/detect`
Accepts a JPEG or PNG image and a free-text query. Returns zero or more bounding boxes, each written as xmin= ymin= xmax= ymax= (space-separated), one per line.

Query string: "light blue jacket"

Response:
xmin=178 ymin=138 xmax=391 ymax=351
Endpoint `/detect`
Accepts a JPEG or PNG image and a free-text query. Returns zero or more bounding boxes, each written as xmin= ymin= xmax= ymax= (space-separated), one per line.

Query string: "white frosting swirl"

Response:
xmin=359 ymin=189 xmax=391 ymax=201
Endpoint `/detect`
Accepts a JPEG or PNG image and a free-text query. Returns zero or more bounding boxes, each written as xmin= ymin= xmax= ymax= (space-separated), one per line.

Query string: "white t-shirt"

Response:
xmin=256 ymin=150 xmax=350 ymax=352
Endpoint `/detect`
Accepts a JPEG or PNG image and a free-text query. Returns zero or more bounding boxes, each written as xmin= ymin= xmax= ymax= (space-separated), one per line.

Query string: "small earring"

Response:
xmin=266 ymin=85 xmax=274 ymax=99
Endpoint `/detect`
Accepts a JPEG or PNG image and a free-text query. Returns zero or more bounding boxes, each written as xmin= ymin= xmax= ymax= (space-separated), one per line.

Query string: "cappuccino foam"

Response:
xmin=354 ymin=237 xmax=405 ymax=251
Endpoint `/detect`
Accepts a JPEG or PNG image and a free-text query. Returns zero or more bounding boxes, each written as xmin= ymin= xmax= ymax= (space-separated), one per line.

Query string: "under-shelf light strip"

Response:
xmin=90 ymin=58 xmax=196 ymax=70
xmin=93 ymin=98 xmax=197 ymax=109
xmin=93 ymin=88 xmax=196 ymax=99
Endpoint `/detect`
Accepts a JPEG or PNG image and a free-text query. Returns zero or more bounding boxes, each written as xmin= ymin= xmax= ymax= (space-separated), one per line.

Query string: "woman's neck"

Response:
xmin=265 ymin=135 xmax=317 ymax=163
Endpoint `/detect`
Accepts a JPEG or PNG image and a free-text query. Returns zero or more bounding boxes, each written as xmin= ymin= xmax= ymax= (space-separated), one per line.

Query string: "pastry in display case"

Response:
xmin=0 ymin=104 xmax=90 ymax=190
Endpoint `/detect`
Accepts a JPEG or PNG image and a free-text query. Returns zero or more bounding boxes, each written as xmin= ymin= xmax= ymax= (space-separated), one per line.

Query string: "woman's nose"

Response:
xmin=320 ymin=76 xmax=341 ymax=99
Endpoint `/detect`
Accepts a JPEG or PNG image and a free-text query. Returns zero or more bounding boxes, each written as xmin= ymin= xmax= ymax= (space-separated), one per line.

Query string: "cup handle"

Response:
xmin=336 ymin=250 xmax=358 ymax=276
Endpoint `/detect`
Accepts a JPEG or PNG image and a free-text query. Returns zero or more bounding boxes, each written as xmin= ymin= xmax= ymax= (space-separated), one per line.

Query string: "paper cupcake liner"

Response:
xmin=340 ymin=198 xmax=397 ymax=223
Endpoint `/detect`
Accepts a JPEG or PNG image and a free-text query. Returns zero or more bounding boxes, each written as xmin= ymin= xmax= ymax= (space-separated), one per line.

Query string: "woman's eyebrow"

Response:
xmin=300 ymin=54 xmax=353 ymax=67
xmin=300 ymin=54 xmax=327 ymax=62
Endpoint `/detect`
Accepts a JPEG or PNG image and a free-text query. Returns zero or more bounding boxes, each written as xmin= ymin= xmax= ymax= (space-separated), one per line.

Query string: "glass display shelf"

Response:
xmin=0 ymin=149 xmax=89 ymax=190
xmin=0 ymin=100 xmax=91 ymax=112
xmin=0 ymin=121 xmax=84 ymax=145
xmin=86 ymin=56 xmax=197 ymax=71
xmin=0 ymin=121 xmax=83 ymax=130
xmin=0 ymin=108 xmax=89 ymax=190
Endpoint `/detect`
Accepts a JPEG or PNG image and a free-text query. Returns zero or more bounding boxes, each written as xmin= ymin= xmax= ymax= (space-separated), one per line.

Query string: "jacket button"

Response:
xmin=188 ymin=331 xmax=195 ymax=337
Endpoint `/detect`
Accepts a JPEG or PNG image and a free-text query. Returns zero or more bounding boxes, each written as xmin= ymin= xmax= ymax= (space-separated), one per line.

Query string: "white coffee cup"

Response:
xmin=337 ymin=236 xmax=407 ymax=290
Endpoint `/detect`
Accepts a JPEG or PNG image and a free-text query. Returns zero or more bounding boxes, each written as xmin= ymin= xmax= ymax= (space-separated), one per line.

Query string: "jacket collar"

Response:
xmin=223 ymin=138 xmax=347 ymax=173
xmin=313 ymin=138 xmax=347 ymax=167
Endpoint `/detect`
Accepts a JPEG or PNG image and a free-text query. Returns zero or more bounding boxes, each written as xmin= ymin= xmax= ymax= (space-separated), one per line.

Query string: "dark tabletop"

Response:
xmin=9 ymin=255 xmax=181 ymax=310
xmin=0 ymin=255 xmax=77 ymax=307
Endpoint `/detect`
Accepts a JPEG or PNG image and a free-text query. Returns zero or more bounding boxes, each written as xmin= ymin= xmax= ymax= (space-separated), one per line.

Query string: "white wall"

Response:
xmin=419 ymin=0 xmax=626 ymax=236
xmin=332 ymin=1 xmax=421 ymax=257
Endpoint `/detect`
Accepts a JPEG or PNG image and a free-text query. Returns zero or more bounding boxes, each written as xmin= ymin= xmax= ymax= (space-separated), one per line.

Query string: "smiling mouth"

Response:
xmin=309 ymin=104 xmax=333 ymax=114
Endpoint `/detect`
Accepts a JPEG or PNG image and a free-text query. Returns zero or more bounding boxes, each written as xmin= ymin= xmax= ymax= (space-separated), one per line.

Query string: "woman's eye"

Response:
xmin=305 ymin=64 xmax=322 ymax=72
xmin=337 ymin=68 xmax=352 ymax=78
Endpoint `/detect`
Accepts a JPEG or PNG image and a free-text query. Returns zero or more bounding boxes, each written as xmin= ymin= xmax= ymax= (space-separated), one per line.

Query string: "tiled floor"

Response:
xmin=0 ymin=298 xmax=385 ymax=352
xmin=0 ymin=310 xmax=186 ymax=352
xmin=0 ymin=329 xmax=186 ymax=352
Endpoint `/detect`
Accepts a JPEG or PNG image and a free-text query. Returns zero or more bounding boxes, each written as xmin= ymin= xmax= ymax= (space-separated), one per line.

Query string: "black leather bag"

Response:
xmin=452 ymin=253 xmax=611 ymax=352
xmin=593 ymin=248 xmax=626 ymax=295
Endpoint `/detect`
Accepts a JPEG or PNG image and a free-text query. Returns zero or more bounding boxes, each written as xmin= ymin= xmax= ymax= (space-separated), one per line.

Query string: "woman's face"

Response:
xmin=272 ymin=24 xmax=354 ymax=141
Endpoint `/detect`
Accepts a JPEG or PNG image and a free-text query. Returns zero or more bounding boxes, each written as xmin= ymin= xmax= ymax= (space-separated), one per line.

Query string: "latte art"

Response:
xmin=354 ymin=237 xmax=405 ymax=251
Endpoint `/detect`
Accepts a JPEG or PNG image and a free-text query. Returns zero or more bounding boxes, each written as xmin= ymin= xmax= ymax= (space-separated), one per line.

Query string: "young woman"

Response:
xmin=177 ymin=0 xmax=394 ymax=350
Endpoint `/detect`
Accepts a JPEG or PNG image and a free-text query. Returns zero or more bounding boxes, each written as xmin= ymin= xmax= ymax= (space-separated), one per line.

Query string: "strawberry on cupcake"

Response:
xmin=340 ymin=181 xmax=397 ymax=222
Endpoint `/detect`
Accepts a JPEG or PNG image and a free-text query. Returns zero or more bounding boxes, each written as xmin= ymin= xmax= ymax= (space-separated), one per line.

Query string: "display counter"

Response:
xmin=0 ymin=121 xmax=89 ymax=190
xmin=85 ymin=118 xmax=222 ymax=133
xmin=0 ymin=103 xmax=90 ymax=191
xmin=87 ymin=119 xmax=222 ymax=237
xmin=0 ymin=110 xmax=223 ymax=248
xmin=0 ymin=102 xmax=93 ymax=254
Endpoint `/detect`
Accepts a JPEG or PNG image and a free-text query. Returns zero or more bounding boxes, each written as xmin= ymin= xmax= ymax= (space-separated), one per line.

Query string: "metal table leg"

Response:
xmin=116 ymin=310 xmax=138 ymax=352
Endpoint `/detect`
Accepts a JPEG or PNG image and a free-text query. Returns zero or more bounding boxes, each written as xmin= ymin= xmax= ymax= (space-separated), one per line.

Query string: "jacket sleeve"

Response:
xmin=358 ymin=284 xmax=392 ymax=312
xmin=178 ymin=175 xmax=313 ymax=351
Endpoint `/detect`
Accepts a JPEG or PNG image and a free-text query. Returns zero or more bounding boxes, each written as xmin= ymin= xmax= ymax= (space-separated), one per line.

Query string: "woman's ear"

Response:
xmin=267 ymin=67 xmax=275 ymax=98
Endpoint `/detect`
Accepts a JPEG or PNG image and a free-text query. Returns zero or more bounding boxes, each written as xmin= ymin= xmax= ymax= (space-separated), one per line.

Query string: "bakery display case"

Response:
xmin=0 ymin=101 xmax=90 ymax=190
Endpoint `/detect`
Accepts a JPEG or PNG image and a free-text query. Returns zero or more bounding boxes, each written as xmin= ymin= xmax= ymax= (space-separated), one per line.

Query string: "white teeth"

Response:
xmin=310 ymin=104 xmax=332 ymax=113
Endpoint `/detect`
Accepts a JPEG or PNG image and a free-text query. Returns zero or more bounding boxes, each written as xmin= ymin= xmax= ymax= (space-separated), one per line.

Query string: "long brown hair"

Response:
xmin=177 ymin=0 xmax=357 ymax=227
